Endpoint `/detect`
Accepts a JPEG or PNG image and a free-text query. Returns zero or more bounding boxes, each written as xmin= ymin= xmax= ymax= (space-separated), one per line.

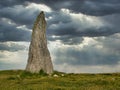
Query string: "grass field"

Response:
xmin=0 ymin=70 xmax=120 ymax=90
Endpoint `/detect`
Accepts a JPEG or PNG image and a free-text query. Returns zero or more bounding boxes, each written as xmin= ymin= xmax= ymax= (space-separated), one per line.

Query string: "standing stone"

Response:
xmin=26 ymin=11 xmax=53 ymax=74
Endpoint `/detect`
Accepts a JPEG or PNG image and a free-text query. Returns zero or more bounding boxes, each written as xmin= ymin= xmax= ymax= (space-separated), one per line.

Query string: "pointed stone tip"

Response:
xmin=40 ymin=11 xmax=45 ymax=16
xmin=33 ymin=11 xmax=46 ymax=30
xmin=41 ymin=11 xmax=44 ymax=14
xmin=37 ymin=11 xmax=45 ymax=19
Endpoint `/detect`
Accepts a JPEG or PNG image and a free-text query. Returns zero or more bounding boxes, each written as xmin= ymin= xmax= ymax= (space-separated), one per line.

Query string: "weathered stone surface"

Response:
xmin=26 ymin=11 xmax=53 ymax=74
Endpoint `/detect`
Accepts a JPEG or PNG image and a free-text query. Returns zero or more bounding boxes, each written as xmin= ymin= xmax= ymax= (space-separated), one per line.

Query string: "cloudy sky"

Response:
xmin=0 ymin=0 xmax=120 ymax=73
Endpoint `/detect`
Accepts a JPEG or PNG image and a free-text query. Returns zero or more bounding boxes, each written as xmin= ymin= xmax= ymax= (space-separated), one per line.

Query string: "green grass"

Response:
xmin=0 ymin=70 xmax=120 ymax=90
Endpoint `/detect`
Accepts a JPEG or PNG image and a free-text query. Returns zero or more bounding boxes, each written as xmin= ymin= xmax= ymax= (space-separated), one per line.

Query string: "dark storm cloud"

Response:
xmin=79 ymin=0 xmax=120 ymax=16
xmin=1 ymin=0 xmax=120 ymax=16
xmin=0 ymin=42 xmax=26 ymax=52
xmin=103 ymin=14 xmax=120 ymax=28
xmin=53 ymin=45 xmax=120 ymax=65
xmin=48 ymin=35 xmax=83 ymax=45
xmin=0 ymin=18 xmax=31 ymax=42
xmin=33 ymin=0 xmax=120 ymax=16
xmin=0 ymin=0 xmax=22 ymax=7
xmin=0 ymin=1 xmax=50 ymax=42
xmin=0 ymin=0 xmax=120 ymax=44
xmin=48 ymin=24 xmax=116 ymax=37
xmin=77 ymin=27 xmax=118 ymax=37
xmin=95 ymin=35 xmax=120 ymax=54
xmin=0 ymin=4 xmax=39 ymax=28
xmin=46 ymin=11 xmax=120 ymax=44
xmin=0 ymin=0 xmax=53 ymax=29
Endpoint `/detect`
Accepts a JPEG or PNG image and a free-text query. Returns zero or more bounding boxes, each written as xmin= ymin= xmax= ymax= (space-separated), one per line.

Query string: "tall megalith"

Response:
xmin=26 ymin=11 xmax=53 ymax=74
